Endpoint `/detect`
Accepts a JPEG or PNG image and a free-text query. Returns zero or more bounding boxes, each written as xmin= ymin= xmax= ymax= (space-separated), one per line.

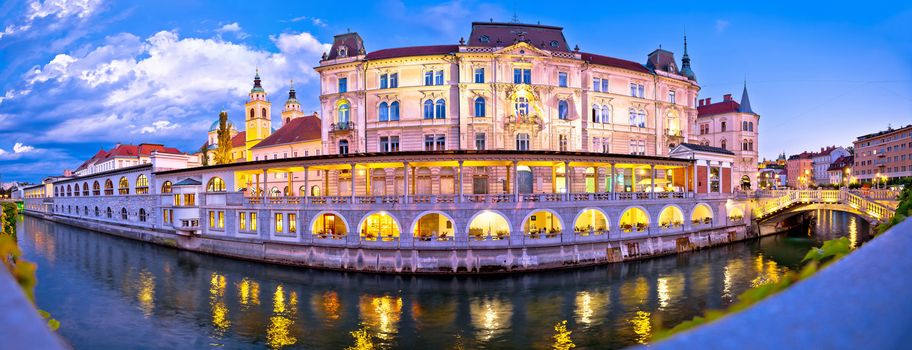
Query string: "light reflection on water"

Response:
xmin=17 ymin=211 xmax=871 ymax=349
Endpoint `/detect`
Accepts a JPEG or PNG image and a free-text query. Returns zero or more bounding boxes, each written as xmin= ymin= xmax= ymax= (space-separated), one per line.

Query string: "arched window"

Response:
xmin=161 ymin=181 xmax=172 ymax=193
xmin=249 ymin=108 xmax=254 ymax=119
xmin=721 ymin=139 xmax=727 ymax=150
xmin=628 ymin=108 xmax=637 ymax=126
xmin=104 ymin=179 xmax=114 ymax=195
xmin=271 ymin=187 xmax=281 ymax=197
xmin=106 ymin=207 xmax=112 ymax=218
xmin=84 ymin=206 xmax=88 ymax=216
xmin=423 ymin=100 xmax=434 ymax=119
xmin=601 ymin=106 xmax=611 ymax=123
xmin=389 ymin=101 xmax=399 ymax=121
xmin=558 ymin=100 xmax=569 ymax=120
xmin=135 ymin=174 xmax=149 ymax=194
xmin=474 ymin=97 xmax=486 ymax=117
xmin=65 ymin=185 xmax=71 ymax=197
xmin=742 ymin=121 xmax=748 ymax=131
xmin=261 ymin=108 xmax=267 ymax=118
xmin=299 ymin=185 xmax=306 ymax=196
xmin=118 ymin=177 xmax=129 ymax=195
xmin=515 ymin=97 xmax=529 ymax=117
xmin=379 ymin=102 xmax=389 ymax=122
xmin=207 ymin=177 xmax=226 ymax=192
xmin=592 ymin=104 xmax=600 ymax=123
xmin=435 ymin=99 xmax=446 ymax=119
xmin=82 ymin=183 xmax=89 ymax=196
xmin=139 ymin=209 xmax=147 ymax=222
xmin=338 ymin=140 xmax=349 ymax=155
xmin=749 ymin=139 xmax=754 ymax=151
xmin=283 ymin=186 xmax=289 ymax=196
xmin=749 ymin=122 xmax=754 ymax=132
xmin=742 ymin=139 xmax=749 ymax=151
xmin=338 ymin=102 xmax=350 ymax=123
xmin=94 ymin=207 xmax=99 ymax=217
xmin=121 ymin=208 xmax=128 ymax=220
xmin=93 ymin=181 xmax=100 ymax=196
xmin=311 ymin=185 xmax=321 ymax=196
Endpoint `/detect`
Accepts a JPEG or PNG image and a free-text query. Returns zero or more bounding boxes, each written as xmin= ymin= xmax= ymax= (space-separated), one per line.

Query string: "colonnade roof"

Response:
xmin=51 ymin=163 xmax=153 ymax=185
xmin=155 ymin=150 xmax=694 ymax=177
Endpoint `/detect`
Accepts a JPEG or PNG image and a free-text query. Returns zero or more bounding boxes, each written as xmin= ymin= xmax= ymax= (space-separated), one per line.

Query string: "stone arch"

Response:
xmin=658 ymin=204 xmax=685 ymax=229
xmin=410 ymin=210 xmax=457 ymax=241
xmin=618 ymin=206 xmax=650 ymax=232
xmin=521 ymin=209 xmax=564 ymax=235
xmin=357 ymin=211 xmax=402 ymax=240
xmin=573 ymin=208 xmax=610 ymax=233
xmin=691 ymin=202 xmax=714 ymax=224
xmin=309 ymin=211 xmax=349 ymax=236
xmin=466 ymin=210 xmax=511 ymax=239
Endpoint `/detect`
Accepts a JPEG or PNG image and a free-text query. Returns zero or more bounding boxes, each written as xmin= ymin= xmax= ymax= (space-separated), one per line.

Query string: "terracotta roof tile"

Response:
xmin=698 ymin=100 xmax=741 ymax=117
xmin=250 ymin=115 xmax=321 ymax=149
xmin=579 ymin=52 xmax=651 ymax=74
xmin=365 ymin=45 xmax=459 ymax=60
xmin=468 ymin=22 xmax=570 ymax=51
xmin=230 ymin=131 xmax=247 ymax=148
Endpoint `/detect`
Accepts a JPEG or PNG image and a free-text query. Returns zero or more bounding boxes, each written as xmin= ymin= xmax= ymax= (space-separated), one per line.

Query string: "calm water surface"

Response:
xmin=17 ymin=211 xmax=869 ymax=349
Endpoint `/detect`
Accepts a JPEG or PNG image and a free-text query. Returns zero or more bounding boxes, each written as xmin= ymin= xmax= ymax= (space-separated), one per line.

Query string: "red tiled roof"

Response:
xmin=698 ymin=100 xmax=741 ymax=117
xmin=250 ymin=115 xmax=321 ymax=149
xmin=103 ymin=143 xmax=182 ymax=160
xmin=827 ymin=155 xmax=854 ymax=171
xmin=579 ymin=52 xmax=651 ymax=74
xmin=230 ymin=131 xmax=247 ymax=148
xmin=468 ymin=22 xmax=570 ymax=51
xmin=76 ymin=149 xmax=108 ymax=171
xmin=365 ymin=45 xmax=459 ymax=60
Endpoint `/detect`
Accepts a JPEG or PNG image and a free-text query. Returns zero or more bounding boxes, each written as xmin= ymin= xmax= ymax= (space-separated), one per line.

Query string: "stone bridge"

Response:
xmin=751 ymin=190 xmax=897 ymax=224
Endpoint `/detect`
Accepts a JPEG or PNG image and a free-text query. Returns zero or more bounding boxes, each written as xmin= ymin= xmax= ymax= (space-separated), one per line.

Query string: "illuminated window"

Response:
xmin=160 ymin=181 xmax=172 ymax=193
xmin=135 ymin=174 xmax=149 ymax=194
xmin=250 ymin=212 xmax=257 ymax=230
xmin=173 ymin=194 xmax=181 ymax=206
xmin=240 ymin=212 xmax=247 ymax=231
xmin=183 ymin=193 xmax=196 ymax=206
xmin=338 ymin=102 xmax=350 ymax=124
xmin=218 ymin=211 xmax=224 ymax=229
xmin=118 ymin=177 xmax=129 ymax=195
xmin=275 ymin=213 xmax=284 ymax=233
xmin=209 ymin=211 xmax=215 ymax=228
xmin=289 ymin=213 xmax=297 ymax=233
xmin=93 ymin=181 xmax=100 ymax=196
xmin=207 ymin=177 xmax=226 ymax=192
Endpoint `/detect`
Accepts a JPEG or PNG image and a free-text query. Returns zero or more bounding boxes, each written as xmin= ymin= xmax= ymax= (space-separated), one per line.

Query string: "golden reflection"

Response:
xmin=552 ymin=320 xmax=575 ymax=350
xmin=238 ymin=278 xmax=261 ymax=307
xmin=628 ymin=310 xmax=652 ymax=344
xmin=722 ymin=259 xmax=744 ymax=301
xmin=657 ymin=277 xmax=670 ymax=309
xmin=751 ymin=257 xmax=782 ymax=287
xmin=267 ymin=285 xmax=298 ymax=349
xmin=209 ymin=272 xmax=230 ymax=343
xmin=574 ymin=291 xmax=608 ymax=325
xmin=313 ymin=291 xmax=341 ymax=321
xmin=137 ymin=270 xmax=155 ymax=317
xmin=848 ymin=216 xmax=858 ymax=249
xmin=346 ymin=326 xmax=376 ymax=350
xmin=470 ymin=298 xmax=513 ymax=342
xmin=358 ymin=295 xmax=403 ymax=342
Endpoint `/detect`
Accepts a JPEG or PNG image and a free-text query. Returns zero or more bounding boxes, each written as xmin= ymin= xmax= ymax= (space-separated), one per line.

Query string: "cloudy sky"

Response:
xmin=0 ymin=0 xmax=910 ymax=183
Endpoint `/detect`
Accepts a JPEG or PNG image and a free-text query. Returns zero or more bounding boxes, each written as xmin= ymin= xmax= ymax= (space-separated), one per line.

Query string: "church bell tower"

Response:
xmin=245 ymin=69 xmax=272 ymax=160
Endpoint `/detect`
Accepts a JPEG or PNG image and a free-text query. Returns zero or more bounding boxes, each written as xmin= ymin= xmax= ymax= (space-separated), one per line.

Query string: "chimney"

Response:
xmin=698 ymin=99 xmax=704 ymax=107
xmin=723 ymin=94 xmax=732 ymax=101
xmin=706 ymin=97 xmax=712 ymax=104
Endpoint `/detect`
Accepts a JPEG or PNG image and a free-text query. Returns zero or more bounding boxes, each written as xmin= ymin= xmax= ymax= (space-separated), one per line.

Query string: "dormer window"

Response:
xmin=338 ymin=47 xmax=347 ymax=57
xmin=479 ymin=35 xmax=490 ymax=43
xmin=550 ymin=40 xmax=559 ymax=48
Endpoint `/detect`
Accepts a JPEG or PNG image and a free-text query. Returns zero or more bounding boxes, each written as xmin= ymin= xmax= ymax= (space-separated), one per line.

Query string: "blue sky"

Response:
xmin=0 ymin=0 xmax=910 ymax=183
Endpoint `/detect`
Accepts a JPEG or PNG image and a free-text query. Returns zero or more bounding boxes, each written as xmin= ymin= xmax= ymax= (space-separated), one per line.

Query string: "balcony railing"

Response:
xmin=241 ymin=191 xmax=698 ymax=206
xmin=330 ymin=121 xmax=355 ymax=132
xmin=665 ymin=128 xmax=683 ymax=137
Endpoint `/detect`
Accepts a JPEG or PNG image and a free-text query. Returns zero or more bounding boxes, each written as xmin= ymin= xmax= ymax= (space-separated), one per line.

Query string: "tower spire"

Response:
xmin=251 ymin=68 xmax=264 ymax=93
xmin=679 ymin=33 xmax=696 ymax=81
xmin=739 ymin=80 xmax=755 ymax=114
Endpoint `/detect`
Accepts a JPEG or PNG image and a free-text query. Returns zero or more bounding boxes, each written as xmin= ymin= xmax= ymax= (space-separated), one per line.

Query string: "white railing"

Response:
xmin=243 ymin=191 xmax=699 ymax=206
xmin=754 ymin=190 xmax=895 ymax=221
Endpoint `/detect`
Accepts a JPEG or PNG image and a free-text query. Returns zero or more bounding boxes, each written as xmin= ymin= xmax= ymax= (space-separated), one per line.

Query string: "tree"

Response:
xmin=214 ymin=111 xmax=233 ymax=165
xmin=199 ymin=143 xmax=210 ymax=166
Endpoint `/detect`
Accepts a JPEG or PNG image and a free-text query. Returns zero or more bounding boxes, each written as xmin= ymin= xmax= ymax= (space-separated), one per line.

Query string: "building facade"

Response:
xmin=853 ymin=124 xmax=912 ymax=184
xmin=811 ymin=146 xmax=850 ymax=185
xmin=787 ymin=152 xmax=814 ymax=189
xmin=693 ymin=84 xmax=760 ymax=191
xmin=827 ymin=155 xmax=854 ymax=186
xmin=75 ymin=143 xmax=195 ymax=176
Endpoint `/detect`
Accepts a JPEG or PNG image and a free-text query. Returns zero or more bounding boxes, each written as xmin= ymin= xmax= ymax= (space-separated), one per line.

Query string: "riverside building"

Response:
xmin=22 ymin=21 xmax=755 ymax=273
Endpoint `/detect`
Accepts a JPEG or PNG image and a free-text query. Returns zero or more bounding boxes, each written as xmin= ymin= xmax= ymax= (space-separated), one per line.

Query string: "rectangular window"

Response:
xmin=593 ymin=78 xmax=601 ymax=92
xmin=390 ymin=73 xmax=398 ymax=88
xmin=669 ymin=91 xmax=676 ymax=104
xmin=601 ymin=79 xmax=609 ymax=93
xmin=183 ymin=193 xmax=196 ymax=206
xmin=379 ymin=74 xmax=388 ymax=89
xmin=602 ymin=138 xmax=610 ymax=153
xmin=289 ymin=213 xmax=297 ymax=233
xmin=163 ymin=209 xmax=171 ymax=224
xmin=638 ymin=84 xmax=645 ymax=98
xmin=523 ymin=69 xmax=531 ymax=84
xmin=250 ymin=212 xmax=257 ymax=230
xmin=380 ymin=136 xmax=390 ymax=153
xmin=338 ymin=78 xmax=347 ymax=93
xmin=424 ymin=135 xmax=434 ymax=151
xmin=275 ymin=213 xmax=284 ymax=233
xmin=424 ymin=71 xmax=433 ymax=86
xmin=630 ymin=83 xmax=637 ymax=97
xmin=435 ymin=135 xmax=446 ymax=150
xmin=240 ymin=212 xmax=247 ymax=231
xmin=209 ymin=211 xmax=215 ymax=228
xmin=516 ymin=134 xmax=530 ymax=151
xmin=434 ymin=70 xmax=444 ymax=85
xmin=474 ymin=68 xmax=484 ymax=83
xmin=513 ymin=68 xmax=531 ymax=84
xmin=559 ymin=135 xmax=568 ymax=152
xmin=173 ymin=194 xmax=181 ymax=206
xmin=218 ymin=211 xmax=224 ymax=229
xmin=558 ymin=72 xmax=568 ymax=87
xmin=629 ymin=140 xmax=638 ymax=155
xmin=475 ymin=133 xmax=486 ymax=150
xmin=390 ymin=136 xmax=400 ymax=152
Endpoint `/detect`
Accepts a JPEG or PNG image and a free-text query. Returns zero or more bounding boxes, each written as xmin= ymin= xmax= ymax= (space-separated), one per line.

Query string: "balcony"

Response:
xmin=330 ymin=121 xmax=355 ymax=133
xmin=665 ymin=128 xmax=684 ymax=138
xmin=504 ymin=114 xmax=542 ymax=131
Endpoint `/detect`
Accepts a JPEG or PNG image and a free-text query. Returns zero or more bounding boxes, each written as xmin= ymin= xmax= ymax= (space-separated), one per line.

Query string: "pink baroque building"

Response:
xmin=316 ymin=21 xmax=700 ymax=158
xmin=694 ymin=84 xmax=760 ymax=190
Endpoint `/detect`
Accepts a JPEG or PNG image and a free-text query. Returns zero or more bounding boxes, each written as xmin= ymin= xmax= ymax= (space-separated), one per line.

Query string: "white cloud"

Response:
xmin=13 ymin=142 xmax=34 ymax=153
xmin=0 ymin=142 xmax=37 ymax=160
xmin=140 ymin=120 xmax=179 ymax=134
xmin=216 ymin=22 xmax=249 ymax=39
xmin=0 ymin=0 xmax=103 ymax=40
xmin=715 ymin=19 xmax=731 ymax=33
xmin=26 ymin=54 xmax=76 ymax=84
xmin=290 ymin=16 xmax=328 ymax=27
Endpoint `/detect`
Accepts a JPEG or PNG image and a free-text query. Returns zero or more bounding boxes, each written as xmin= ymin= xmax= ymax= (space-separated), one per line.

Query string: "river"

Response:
xmin=16 ymin=211 xmax=870 ymax=349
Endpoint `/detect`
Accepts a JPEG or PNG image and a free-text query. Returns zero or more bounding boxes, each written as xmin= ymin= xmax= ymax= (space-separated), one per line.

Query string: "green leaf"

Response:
xmin=47 ymin=318 xmax=60 ymax=331
xmin=38 ymin=309 xmax=50 ymax=319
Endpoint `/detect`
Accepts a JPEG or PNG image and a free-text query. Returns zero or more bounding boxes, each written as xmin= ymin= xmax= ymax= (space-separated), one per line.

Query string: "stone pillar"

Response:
xmin=457 ymin=160 xmax=464 ymax=202
xmin=551 ymin=164 xmax=558 ymax=193
xmin=505 ymin=164 xmax=512 ymax=195
xmin=255 ymin=173 xmax=261 ymax=197
xmin=594 ymin=166 xmax=601 ymax=193
xmin=403 ymin=161 xmax=410 ymax=203
xmin=350 ymin=163 xmax=356 ymax=202
xmin=610 ymin=163 xmax=616 ymax=193
xmin=303 ymin=166 xmax=309 ymax=200
xmin=323 ymin=169 xmax=329 ymax=196
xmin=287 ymin=171 xmax=292 ymax=196
xmin=262 ymin=169 xmax=268 ymax=199
xmin=650 ymin=164 xmax=656 ymax=198
xmin=513 ymin=161 xmax=519 ymax=202
xmin=692 ymin=162 xmax=698 ymax=195
xmin=564 ymin=161 xmax=571 ymax=198
xmin=706 ymin=161 xmax=711 ymax=194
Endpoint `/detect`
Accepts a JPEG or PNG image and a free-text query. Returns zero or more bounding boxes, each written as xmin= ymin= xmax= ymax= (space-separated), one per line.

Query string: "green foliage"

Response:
xmin=214 ymin=111 xmax=234 ymax=165
xmin=801 ymin=237 xmax=851 ymax=263
xmin=1 ymin=202 xmax=18 ymax=236
xmin=874 ymin=180 xmax=912 ymax=234
xmin=199 ymin=143 xmax=210 ymax=166
xmin=1 ymin=207 xmax=59 ymax=332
